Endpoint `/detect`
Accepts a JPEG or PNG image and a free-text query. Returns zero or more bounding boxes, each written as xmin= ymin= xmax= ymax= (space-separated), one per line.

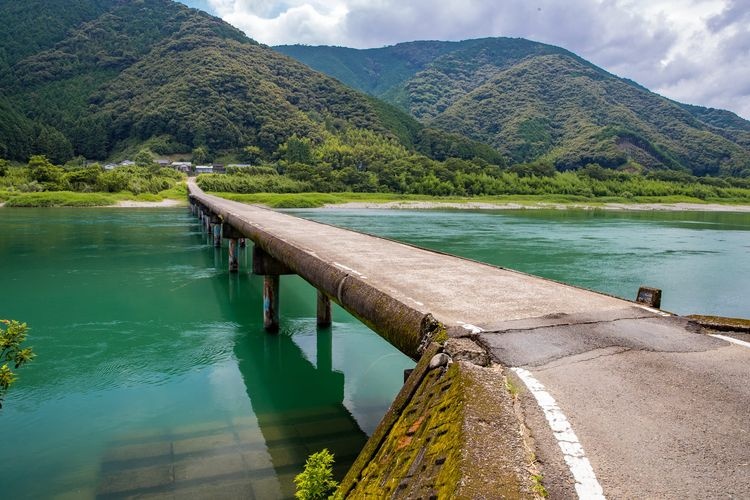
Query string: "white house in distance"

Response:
xmin=171 ymin=161 xmax=192 ymax=173
xmin=103 ymin=159 xmax=135 ymax=171
xmin=194 ymin=165 xmax=213 ymax=174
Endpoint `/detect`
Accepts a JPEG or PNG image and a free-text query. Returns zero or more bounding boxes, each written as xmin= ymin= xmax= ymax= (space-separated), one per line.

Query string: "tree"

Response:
xmin=294 ymin=449 xmax=339 ymax=500
xmin=239 ymin=145 xmax=263 ymax=164
xmin=28 ymin=155 xmax=66 ymax=189
xmin=192 ymin=146 xmax=211 ymax=165
xmin=0 ymin=158 xmax=8 ymax=176
xmin=0 ymin=320 xmax=34 ymax=409
xmin=134 ymin=148 xmax=155 ymax=167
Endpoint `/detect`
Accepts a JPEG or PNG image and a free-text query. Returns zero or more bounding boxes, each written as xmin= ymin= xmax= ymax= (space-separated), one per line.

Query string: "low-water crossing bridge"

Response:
xmin=188 ymin=180 xmax=749 ymax=498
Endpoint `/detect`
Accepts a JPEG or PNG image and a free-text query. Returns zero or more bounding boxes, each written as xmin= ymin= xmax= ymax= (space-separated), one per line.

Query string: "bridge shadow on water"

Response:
xmin=95 ymin=235 xmax=368 ymax=499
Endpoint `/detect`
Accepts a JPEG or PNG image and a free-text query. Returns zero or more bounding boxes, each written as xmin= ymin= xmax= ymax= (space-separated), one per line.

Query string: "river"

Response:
xmin=1 ymin=207 xmax=747 ymax=498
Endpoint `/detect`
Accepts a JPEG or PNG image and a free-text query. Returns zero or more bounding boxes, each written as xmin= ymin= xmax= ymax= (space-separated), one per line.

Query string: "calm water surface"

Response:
xmin=0 ymin=208 xmax=411 ymax=499
xmin=1 ymin=207 xmax=748 ymax=498
xmin=292 ymin=208 xmax=750 ymax=317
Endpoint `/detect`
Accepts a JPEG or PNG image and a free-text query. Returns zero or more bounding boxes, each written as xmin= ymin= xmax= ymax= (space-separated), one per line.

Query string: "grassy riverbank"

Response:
xmin=207 ymin=191 xmax=750 ymax=211
xmin=0 ymin=185 xmax=187 ymax=207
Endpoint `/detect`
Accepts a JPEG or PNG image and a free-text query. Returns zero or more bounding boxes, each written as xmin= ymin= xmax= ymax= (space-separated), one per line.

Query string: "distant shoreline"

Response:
xmin=3 ymin=196 xmax=750 ymax=212
xmin=114 ymin=199 xmax=183 ymax=208
xmin=321 ymin=200 xmax=750 ymax=213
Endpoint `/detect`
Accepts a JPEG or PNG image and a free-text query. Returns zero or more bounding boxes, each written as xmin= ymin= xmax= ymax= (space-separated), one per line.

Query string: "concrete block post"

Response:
xmin=317 ymin=290 xmax=332 ymax=328
xmin=636 ymin=286 xmax=662 ymax=308
xmin=263 ymin=275 xmax=280 ymax=332
xmin=228 ymin=239 xmax=239 ymax=273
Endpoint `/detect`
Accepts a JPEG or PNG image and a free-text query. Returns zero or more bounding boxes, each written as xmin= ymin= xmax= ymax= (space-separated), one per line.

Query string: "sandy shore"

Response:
xmin=114 ymin=199 xmax=183 ymax=208
xmin=323 ymin=201 xmax=750 ymax=212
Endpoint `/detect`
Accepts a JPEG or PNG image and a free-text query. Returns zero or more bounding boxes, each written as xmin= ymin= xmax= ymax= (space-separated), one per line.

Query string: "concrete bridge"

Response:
xmin=188 ymin=181 xmax=750 ymax=499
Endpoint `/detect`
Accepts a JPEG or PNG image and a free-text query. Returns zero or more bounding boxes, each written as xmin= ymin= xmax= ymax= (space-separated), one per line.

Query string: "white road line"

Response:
xmin=511 ymin=367 xmax=606 ymax=500
xmin=710 ymin=334 xmax=750 ymax=349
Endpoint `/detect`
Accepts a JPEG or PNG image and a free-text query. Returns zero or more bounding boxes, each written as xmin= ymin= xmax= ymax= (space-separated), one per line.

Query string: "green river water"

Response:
xmin=1 ymin=207 xmax=748 ymax=498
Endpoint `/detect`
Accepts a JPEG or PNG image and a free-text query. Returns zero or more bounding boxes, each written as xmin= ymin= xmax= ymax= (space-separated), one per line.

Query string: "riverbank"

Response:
xmin=3 ymin=189 xmax=750 ymax=212
xmin=207 ymin=192 xmax=750 ymax=212
xmin=323 ymin=200 xmax=750 ymax=212
xmin=0 ymin=186 xmax=187 ymax=208
xmin=115 ymin=199 xmax=183 ymax=207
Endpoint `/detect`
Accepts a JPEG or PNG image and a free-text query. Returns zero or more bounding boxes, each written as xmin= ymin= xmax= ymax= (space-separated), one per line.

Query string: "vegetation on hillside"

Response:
xmin=278 ymin=38 xmax=750 ymax=177
xmin=0 ymin=155 xmax=185 ymax=206
xmin=196 ymin=152 xmax=750 ymax=203
xmin=0 ymin=0 xmax=493 ymax=174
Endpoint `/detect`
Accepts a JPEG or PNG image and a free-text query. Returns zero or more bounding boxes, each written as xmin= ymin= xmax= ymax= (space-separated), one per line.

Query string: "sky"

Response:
xmin=180 ymin=0 xmax=750 ymax=119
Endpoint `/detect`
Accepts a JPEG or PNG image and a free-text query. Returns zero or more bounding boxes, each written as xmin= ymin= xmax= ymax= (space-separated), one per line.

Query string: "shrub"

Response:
xmin=294 ymin=449 xmax=339 ymax=500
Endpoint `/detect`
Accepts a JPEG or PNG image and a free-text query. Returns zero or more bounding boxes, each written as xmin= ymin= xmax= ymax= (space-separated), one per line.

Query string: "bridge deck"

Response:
xmin=189 ymin=182 xmax=651 ymax=342
xmin=189 ymin=182 xmax=750 ymax=498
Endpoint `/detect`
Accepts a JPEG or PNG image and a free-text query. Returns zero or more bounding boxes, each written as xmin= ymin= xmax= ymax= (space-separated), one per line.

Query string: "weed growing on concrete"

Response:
xmin=505 ymin=375 xmax=521 ymax=398
xmin=531 ymin=474 xmax=549 ymax=497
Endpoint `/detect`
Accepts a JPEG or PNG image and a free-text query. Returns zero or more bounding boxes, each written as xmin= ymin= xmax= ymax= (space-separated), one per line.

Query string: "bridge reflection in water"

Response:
xmin=95 ymin=245 xmax=371 ymax=499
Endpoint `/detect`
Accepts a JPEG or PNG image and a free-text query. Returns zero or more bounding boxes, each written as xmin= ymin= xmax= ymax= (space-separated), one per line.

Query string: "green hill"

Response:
xmin=277 ymin=38 xmax=750 ymax=177
xmin=1 ymin=0 xmax=481 ymax=164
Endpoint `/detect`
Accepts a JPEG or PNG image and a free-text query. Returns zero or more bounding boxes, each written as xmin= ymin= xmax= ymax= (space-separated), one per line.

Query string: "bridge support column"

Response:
xmin=201 ymin=210 xmax=210 ymax=234
xmin=210 ymin=215 xmax=222 ymax=248
xmin=222 ymin=223 xmax=244 ymax=273
xmin=317 ymin=290 xmax=332 ymax=328
xmin=228 ymin=239 xmax=239 ymax=272
xmin=253 ymin=246 xmax=295 ymax=333
xmin=263 ymin=275 xmax=280 ymax=332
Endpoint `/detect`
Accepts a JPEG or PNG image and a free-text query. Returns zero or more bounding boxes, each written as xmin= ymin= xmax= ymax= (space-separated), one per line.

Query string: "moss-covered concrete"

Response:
xmin=339 ymin=353 xmax=539 ymax=499
xmin=687 ymin=314 xmax=750 ymax=333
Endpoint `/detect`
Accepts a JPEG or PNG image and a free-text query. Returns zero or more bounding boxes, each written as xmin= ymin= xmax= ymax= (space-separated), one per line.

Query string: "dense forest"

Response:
xmin=278 ymin=38 xmax=750 ymax=177
xmin=1 ymin=0 xmax=749 ymax=206
xmin=0 ymin=0 xmax=496 ymax=170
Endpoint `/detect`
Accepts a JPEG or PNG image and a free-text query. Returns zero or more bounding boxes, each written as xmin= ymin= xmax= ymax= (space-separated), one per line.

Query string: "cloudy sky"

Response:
xmin=180 ymin=0 xmax=750 ymax=119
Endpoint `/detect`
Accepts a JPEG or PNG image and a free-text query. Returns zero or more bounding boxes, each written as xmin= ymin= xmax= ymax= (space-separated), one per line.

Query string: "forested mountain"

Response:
xmin=277 ymin=39 xmax=750 ymax=177
xmin=0 ymin=0 xmax=495 ymax=164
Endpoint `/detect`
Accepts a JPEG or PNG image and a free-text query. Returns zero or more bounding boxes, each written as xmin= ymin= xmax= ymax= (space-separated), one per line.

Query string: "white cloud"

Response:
xmin=201 ymin=0 xmax=750 ymax=119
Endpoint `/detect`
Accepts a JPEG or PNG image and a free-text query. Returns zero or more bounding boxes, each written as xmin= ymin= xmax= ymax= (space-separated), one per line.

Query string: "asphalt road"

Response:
xmin=486 ymin=309 xmax=750 ymax=499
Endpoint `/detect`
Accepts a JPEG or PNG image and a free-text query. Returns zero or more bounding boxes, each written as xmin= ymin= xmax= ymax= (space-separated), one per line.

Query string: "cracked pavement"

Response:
xmin=488 ymin=312 xmax=750 ymax=498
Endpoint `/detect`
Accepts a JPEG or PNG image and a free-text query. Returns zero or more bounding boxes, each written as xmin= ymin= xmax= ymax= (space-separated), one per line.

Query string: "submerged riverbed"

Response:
xmin=1 ymin=207 xmax=747 ymax=498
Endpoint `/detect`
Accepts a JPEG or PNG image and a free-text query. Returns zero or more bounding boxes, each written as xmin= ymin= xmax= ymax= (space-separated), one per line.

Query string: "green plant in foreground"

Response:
xmin=0 ymin=320 xmax=34 ymax=409
xmin=294 ymin=448 xmax=340 ymax=500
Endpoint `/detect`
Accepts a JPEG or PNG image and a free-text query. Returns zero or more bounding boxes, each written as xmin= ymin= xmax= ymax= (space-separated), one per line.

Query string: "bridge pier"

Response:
xmin=210 ymin=215 xmax=222 ymax=248
xmin=222 ymin=223 xmax=244 ymax=273
xmin=317 ymin=291 xmax=332 ymax=328
xmin=252 ymin=246 xmax=294 ymax=333
xmin=263 ymin=275 xmax=280 ymax=332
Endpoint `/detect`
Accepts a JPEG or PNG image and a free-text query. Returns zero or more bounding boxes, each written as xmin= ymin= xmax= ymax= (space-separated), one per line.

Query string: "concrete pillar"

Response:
xmin=212 ymin=223 xmax=222 ymax=248
xmin=252 ymin=246 xmax=294 ymax=333
xmin=228 ymin=239 xmax=239 ymax=273
xmin=263 ymin=275 xmax=280 ymax=332
xmin=222 ymin=223 xmax=244 ymax=273
xmin=317 ymin=290 xmax=332 ymax=328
